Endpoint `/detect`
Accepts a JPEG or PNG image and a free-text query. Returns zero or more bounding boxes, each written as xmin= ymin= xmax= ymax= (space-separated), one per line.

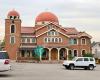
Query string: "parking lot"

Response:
xmin=0 ymin=62 xmax=100 ymax=80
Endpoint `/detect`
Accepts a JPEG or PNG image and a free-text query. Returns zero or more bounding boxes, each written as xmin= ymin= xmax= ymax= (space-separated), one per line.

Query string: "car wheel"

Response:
xmin=69 ymin=64 xmax=74 ymax=70
xmin=89 ymin=65 xmax=94 ymax=70
xmin=65 ymin=66 xmax=69 ymax=69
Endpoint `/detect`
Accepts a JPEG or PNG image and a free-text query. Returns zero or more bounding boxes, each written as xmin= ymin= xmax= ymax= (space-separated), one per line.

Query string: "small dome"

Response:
xmin=35 ymin=12 xmax=59 ymax=23
xmin=7 ymin=10 xmax=20 ymax=17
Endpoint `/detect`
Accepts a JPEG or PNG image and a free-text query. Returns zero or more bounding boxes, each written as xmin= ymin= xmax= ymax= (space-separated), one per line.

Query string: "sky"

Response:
xmin=0 ymin=0 xmax=100 ymax=42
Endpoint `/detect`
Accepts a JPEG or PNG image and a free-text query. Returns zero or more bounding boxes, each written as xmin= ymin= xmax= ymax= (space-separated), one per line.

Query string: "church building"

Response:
xmin=5 ymin=10 xmax=92 ymax=61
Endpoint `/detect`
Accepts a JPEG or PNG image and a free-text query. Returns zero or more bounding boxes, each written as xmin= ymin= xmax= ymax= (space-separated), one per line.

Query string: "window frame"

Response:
xmin=10 ymin=36 xmax=15 ymax=44
xmin=10 ymin=24 xmax=16 ymax=34
xmin=31 ymin=38 xmax=36 ymax=43
xmin=81 ymin=38 xmax=86 ymax=45
xmin=69 ymin=38 xmax=78 ymax=45
xmin=27 ymin=38 xmax=30 ymax=43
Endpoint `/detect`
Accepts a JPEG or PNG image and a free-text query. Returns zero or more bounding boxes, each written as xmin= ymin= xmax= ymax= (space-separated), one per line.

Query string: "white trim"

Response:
xmin=36 ymin=28 xmax=69 ymax=37
xmin=21 ymin=38 xmax=26 ymax=43
xmin=35 ymin=22 xmax=50 ymax=31
xmin=44 ymin=37 xmax=62 ymax=43
xmin=10 ymin=36 xmax=15 ymax=44
xmin=47 ymin=30 xmax=58 ymax=36
xmin=77 ymin=39 xmax=79 ymax=45
xmin=21 ymin=36 xmax=36 ymax=38
xmin=31 ymin=38 xmax=36 ymax=43
xmin=10 ymin=24 xmax=16 ymax=34
xmin=21 ymin=37 xmax=36 ymax=43
xmin=81 ymin=38 xmax=86 ymax=45
xmin=35 ymin=22 xmax=66 ymax=32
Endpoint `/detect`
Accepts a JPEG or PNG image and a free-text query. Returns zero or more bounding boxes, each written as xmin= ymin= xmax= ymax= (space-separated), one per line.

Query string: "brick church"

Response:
xmin=5 ymin=10 xmax=92 ymax=61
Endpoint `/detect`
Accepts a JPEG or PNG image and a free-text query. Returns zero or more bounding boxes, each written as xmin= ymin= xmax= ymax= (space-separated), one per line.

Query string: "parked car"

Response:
xmin=0 ymin=51 xmax=11 ymax=72
xmin=63 ymin=57 xmax=96 ymax=70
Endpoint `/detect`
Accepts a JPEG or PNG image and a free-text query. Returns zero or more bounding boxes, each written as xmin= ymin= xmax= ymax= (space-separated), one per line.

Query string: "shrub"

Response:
xmin=83 ymin=53 xmax=93 ymax=57
xmin=68 ymin=54 xmax=74 ymax=60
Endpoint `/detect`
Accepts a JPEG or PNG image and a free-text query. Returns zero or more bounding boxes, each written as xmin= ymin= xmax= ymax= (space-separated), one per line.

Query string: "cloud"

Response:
xmin=0 ymin=0 xmax=100 ymax=42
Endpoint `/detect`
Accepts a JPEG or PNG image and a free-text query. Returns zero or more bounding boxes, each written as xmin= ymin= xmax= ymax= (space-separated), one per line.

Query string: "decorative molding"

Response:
xmin=36 ymin=28 xmax=69 ymax=38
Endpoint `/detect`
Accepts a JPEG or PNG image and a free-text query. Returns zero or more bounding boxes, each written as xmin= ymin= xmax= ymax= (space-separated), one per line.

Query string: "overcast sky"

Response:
xmin=0 ymin=0 xmax=100 ymax=42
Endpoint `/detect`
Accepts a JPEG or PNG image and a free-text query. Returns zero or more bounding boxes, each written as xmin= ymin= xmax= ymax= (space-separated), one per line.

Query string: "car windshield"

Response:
xmin=0 ymin=52 xmax=9 ymax=59
xmin=72 ymin=57 xmax=77 ymax=61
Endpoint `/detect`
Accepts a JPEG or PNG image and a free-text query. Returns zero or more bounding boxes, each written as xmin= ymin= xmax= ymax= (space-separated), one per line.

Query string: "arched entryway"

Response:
xmin=59 ymin=48 xmax=67 ymax=60
xmin=73 ymin=50 xmax=78 ymax=57
xmin=51 ymin=48 xmax=58 ymax=60
xmin=81 ymin=50 xmax=86 ymax=56
xmin=42 ymin=48 xmax=49 ymax=60
xmin=68 ymin=50 xmax=73 ymax=60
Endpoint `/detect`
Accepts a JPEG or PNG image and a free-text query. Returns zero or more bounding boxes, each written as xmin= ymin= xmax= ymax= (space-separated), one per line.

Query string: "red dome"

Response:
xmin=7 ymin=10 xmax=20 ymax=17
xmin=35 ymin=12 xmax=59 ymax=23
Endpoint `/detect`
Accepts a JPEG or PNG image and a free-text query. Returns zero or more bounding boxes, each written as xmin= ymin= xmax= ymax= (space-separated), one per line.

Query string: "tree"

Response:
xmin=83 ymin=53 xmax=93 ymax=57
xmin=1 ymin=39 xmax=5 ymax=47
xmin=0 ymin=39 xmax=5 ymax=50
xmin=68 ymin=53 xmax=74 ymax=60
xmin=34 ymin=46 xmax=44 ymax=61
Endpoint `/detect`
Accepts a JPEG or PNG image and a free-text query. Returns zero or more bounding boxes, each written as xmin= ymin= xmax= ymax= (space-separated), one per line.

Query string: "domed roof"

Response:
xmin=35 ymin=12 xmax=59 ymax=23
xmin=7 ymin=10 xmax=20 ymax=17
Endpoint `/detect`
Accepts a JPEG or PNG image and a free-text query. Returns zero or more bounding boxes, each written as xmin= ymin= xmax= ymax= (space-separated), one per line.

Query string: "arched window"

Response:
xmin=73 ymin=50 xmax=78 ymax=57
xmin=55 ymin=38 xmax=58 ymax=42
xmin=10 ymin=24 xmax=15 ymax=33
xmin=59 ymin=38 xmax=62 ymax=43
xmin=81 ymin=38 xmax=86 ymax=45
xmin=82 ymin=50 xmax=86 ymax=56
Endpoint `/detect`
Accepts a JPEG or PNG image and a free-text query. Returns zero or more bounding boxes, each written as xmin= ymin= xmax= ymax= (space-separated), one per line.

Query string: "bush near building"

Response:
xmin=83 ymin=53 xmax=93 ymax=57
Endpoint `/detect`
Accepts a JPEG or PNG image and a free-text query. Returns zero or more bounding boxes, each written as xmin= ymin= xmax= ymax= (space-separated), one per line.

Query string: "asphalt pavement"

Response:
xmin=0 ymin=62 xmax=100 ymax=80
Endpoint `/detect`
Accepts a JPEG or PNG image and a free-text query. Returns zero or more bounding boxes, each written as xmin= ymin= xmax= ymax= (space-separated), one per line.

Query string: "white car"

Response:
xmin=63 ymin=57 xmax=96 ymax=70
xmin=0 ymin=51 xmax=11 ymax=72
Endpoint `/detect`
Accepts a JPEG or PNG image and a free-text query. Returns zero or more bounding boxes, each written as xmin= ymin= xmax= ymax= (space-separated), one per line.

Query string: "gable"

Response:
xmin=78 ymin=32 xmax=92 ymax=39
xmin=35 ymin=22 xmax=66 ymax=31
xmin=36 ymin=22 xmax=69 ymax=37
xmin=36 ymin=28 xmax=69 ymax=38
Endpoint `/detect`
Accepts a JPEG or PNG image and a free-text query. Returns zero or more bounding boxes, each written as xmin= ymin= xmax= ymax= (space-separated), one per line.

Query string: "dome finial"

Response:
xmin=35 ymin=11 xmax=59 ymax=24
xmin=7 ymin=9 xmax=20 ymax=17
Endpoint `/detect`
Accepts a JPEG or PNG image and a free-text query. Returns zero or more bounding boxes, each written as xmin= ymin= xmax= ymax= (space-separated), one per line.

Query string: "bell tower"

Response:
xmin=5 ymin=10 xmax=21 ymax=60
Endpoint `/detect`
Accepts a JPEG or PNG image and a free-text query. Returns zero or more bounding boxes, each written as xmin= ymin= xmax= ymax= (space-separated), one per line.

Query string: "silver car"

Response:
xmin=0 ymin=51 xmax=11 ymax=72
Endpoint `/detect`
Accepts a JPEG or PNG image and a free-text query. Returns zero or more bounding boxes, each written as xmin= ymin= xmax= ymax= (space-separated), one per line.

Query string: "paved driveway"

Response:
xmin=0 ymin=62 xmax=100 ymax=80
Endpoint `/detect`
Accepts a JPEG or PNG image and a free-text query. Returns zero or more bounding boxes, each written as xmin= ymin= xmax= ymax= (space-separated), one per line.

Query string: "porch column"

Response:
xmin=66 ymin=48 xmax=69 ymax=60
xmin=49 ymin=48 xmax=51 ymax=61
xmin=30 ymin=50 xmax=32 ymax=57
xmin=20 ymin=51 xmax=21 ymax=57
xmin=57 ymin=48 xmax=60 ymax=61
xmin=16 ymin=51 xmax=19 ymax=61
xmin=25 ymin=50 xmax=27 ymax=57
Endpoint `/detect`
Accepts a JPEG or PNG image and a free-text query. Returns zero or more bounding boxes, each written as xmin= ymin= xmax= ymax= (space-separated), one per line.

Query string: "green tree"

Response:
xmin=68 ymin=54 xmax=74 ymax=60
xmin=0 ymin=38 xmax=5 ymax=50
xmin=34 ymin=46 xmax=44 ymax=61
xmin=1 ymin=39 xmax=5 ymax=47
xmin=83 ymin=53 xmax=93 ymax=57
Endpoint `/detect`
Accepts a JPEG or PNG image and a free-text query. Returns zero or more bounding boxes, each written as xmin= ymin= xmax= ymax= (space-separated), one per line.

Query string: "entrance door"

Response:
xmin=51 ymin=48 xmax=58 ymax=60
